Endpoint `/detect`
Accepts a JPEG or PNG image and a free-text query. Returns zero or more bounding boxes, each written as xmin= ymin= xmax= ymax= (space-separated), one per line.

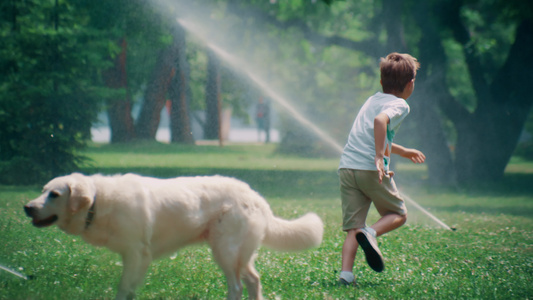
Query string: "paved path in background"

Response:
xmin=91 ymin=127 xmax=280 ymax=144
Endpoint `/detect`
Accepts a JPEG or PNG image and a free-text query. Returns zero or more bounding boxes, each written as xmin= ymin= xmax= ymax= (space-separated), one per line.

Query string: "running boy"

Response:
xmin=338 ymin=53 xmax=426 ymax=285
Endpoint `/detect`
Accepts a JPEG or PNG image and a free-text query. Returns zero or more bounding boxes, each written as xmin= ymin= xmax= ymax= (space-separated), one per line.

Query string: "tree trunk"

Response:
xmin=409 ymin=2 xmax=458 ymax=186
xmin=204 ymin=50 xmax=221 ymax=140
xmin=135 ymin=46 xmax=178 ymax=140
xmin=382 ymin=0 xmax=407 ymax=53
xmin=103 ymin=38 xmax=135 ymax=143
xmin=410 ymin=85 xmax=457 ymax=186
xmin=454 ymin=20 xmax=533 ymax=182
xmin=169 ymin=24 xmax=194 ymax=144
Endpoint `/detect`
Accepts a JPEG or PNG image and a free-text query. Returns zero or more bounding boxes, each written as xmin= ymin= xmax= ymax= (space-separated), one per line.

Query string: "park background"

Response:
xmin=1 ymin=0 xmax=532 ymax=299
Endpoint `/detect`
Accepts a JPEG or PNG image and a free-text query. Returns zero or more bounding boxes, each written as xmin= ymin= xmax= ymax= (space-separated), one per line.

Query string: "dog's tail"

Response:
xmin=262 ymin=213 xmax=323 ymax=251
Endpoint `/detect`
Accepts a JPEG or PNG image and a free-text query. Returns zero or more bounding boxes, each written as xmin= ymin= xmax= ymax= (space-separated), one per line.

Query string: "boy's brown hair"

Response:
xmin=380 ymin=52 xmax=420 ymax=93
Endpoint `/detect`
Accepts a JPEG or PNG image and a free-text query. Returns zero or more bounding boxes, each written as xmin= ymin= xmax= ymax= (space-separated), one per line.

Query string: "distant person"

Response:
xmin=338 ymin=53 xmax=426 ymax=285
xmin=256 ymin=96 xmax=271 ymax=143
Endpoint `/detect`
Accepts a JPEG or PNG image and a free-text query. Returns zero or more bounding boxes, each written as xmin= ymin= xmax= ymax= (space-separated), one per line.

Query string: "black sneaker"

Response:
xmin=356 ymin=228 xmax=384 ymax=272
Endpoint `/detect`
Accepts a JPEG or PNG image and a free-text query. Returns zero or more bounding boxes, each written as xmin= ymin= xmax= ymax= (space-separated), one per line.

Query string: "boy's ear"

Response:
xmin=380 ymin=79 xmax=383 ymax=86
xmin=403 ymin=79 xmax=413 ymax=89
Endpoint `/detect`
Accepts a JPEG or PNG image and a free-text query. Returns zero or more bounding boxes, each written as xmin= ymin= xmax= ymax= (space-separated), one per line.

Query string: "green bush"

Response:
xmin=0 ymin=1 xmax=112 ymax=184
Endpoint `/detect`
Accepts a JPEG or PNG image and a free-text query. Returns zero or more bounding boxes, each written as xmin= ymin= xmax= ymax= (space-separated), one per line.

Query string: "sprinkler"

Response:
xmin=0 ymin=264 xmax=34 ymax=280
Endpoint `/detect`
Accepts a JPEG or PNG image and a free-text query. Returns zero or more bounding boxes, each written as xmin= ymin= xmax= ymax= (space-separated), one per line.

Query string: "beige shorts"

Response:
xmin=339 ymin=168 xmax=407 ymax=231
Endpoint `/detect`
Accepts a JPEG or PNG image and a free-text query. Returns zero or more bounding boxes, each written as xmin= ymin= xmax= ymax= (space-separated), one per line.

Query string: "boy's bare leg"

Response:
xmin=341 ymin=229 xmax=359 ymax=272
xmin=370 ymin=213 xmax=407 ymax=237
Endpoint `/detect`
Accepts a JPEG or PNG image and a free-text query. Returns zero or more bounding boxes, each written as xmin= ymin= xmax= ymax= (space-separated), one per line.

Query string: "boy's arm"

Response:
xmin=374 ymin=113 xmax=389 ymax=183
xmin=391 ymin=143 xmax=426 ymax=164
xmin=375 ymin=113 xmax=426 ymax=183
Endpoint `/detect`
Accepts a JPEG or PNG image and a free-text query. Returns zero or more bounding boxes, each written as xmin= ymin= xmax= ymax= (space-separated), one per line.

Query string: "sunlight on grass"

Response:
xmin=506 ymin=157 xmax=533 ymax=174
xmin=82 ymin=142 xmax=339 ymax=172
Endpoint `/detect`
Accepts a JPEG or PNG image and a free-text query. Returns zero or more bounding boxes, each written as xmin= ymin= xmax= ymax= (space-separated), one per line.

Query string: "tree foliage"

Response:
xmin=0 ymin=0 xmax=112 ymax=184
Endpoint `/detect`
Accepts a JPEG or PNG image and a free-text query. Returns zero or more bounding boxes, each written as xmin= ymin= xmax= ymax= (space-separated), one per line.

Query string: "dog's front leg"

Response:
xmin=115 ymin=247 xmax=152 ymax=300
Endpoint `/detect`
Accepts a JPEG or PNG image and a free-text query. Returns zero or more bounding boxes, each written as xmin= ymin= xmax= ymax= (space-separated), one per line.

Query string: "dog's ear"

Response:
xmin=67 ymin=176 xmax=94 ymax=213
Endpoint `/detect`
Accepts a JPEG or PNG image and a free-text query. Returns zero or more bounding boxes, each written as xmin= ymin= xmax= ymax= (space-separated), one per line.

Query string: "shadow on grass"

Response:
xmin=474 ymin=173 xmax=533 ymax=196
xmin=80 ymin=166 xmax=340 ymax=200
xmin=398 ymin=172 xmax=533 ymax=218
xmin=398 ymin=173 xmax=533 ymax=198
xmin=437 ymin=204 xmax=533 ymax=218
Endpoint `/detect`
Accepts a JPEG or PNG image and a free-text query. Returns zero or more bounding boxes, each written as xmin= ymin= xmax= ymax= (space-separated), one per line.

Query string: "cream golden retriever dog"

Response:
xmin=24 ymin=173 xmax=323 ymax=300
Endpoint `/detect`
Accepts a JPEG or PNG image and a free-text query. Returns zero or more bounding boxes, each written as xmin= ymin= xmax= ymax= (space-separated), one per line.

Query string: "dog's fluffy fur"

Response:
xmin=24 ymin=173 xmax=323 ymax=300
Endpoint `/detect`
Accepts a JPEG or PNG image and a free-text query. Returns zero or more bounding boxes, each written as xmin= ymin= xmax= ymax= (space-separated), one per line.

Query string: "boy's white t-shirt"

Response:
xmin=339 ymin=92 xmax=410 ymax=171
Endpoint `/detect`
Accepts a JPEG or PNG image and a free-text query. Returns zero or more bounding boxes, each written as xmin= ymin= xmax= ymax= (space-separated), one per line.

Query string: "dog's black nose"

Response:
xmin=24 ymin=205 xmax=35 ymax=217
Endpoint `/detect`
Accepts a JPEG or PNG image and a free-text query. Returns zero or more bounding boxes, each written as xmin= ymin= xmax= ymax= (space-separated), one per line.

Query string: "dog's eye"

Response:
xmin=49 ymin=191 xmax=60 ymax=199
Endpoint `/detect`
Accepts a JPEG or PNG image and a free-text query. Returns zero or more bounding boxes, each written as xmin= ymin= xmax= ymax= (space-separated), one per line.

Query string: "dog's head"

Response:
xmin=24 ymin=173 xmax=95 ymax=233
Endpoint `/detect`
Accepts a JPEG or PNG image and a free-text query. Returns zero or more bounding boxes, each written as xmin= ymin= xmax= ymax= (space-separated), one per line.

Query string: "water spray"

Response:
xmin=401 ymin=192 xmax=456 ymax=231
xmin=0 ymin=264 xmax=33 ymax=280
xmin=177 ymin=19 xmax=344 ymax=155
xmin=175 ymin=17 xmax=455 ymax=231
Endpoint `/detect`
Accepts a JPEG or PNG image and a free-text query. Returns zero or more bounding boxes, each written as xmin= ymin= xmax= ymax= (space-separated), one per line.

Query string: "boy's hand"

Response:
xmin=403 ymin=148 xmax=426 ymax=164
xmin=375 ymin=155 xmax=388 ymax=184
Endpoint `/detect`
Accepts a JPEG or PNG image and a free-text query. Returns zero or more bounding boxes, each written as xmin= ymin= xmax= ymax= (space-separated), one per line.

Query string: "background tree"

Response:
xmin=204 ymin=50 xmax=222 ymax=140
xmin=103 ymin=38 xmax=135 ymax=143
xmin=135 ymin=44 xmax=178 ymax=140
xmin=169 ymin=23 xmax=194 ymax=144
xmin=81 ymin=0 xmax=141 ymax=143
xmin=0 ymin=0 xmax=111 ymax=184
xmin=432 ymin=0 xmax=533 ymax=183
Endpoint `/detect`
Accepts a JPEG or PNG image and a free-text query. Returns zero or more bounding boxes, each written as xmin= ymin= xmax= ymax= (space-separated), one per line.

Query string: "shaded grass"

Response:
xmin=1 ymin=142 xmax=532 ymax=299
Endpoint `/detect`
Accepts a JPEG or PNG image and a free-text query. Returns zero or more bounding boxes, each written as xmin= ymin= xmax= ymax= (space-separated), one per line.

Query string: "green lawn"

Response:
xmin=1 ymin=142 xmax=531 ymax=299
